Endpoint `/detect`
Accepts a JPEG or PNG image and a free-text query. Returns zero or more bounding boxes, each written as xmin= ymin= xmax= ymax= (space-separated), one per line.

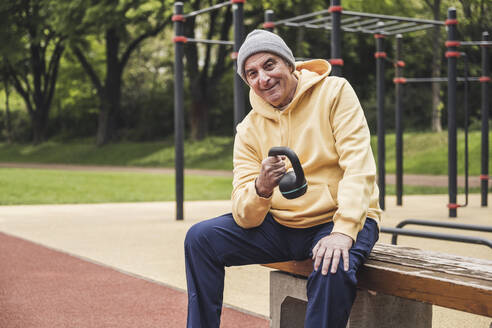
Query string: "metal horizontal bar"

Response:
xmin=396 ymin=219 xmax=492 ymax=232
xmin=183 ymin=1 xmax=231 ymax=18
xmin=380 ymin=227 xmax=492 ymax=249
xmin=342 ymin=18 xmax=380 ymax=29
xmin=460 ymin=41 xmax=492 ymax=46
xmin=301 ymin=14 xmax=360 ymax=26
xmin=342 ymin=10 xmax=444 ymax=25
xmin=186 ymin=38 xmax=234 ymax=45
xmin=284 ymin=22 xmax=304 ymax=28
xmin=403 ymin=77 xmax=482 ymax=83
xmin=379 ymin=22 xmax=417 ymax=32
xmin=300 ymin=16 xmax=332 ymax=25
xmin=392 ymin=219 xmax=492 ymax=245
xmin=301 ymin=23 xmax=330 ymax=29
xmin=275 ymin=9 xmax=330 ymax=25
xmin=385 ymin=24 xmax=435 ymax=35
xmin=341 ymin=17 xmax=361 ymax=24
xmin=361 ymin=20 xmax=402 ymax=31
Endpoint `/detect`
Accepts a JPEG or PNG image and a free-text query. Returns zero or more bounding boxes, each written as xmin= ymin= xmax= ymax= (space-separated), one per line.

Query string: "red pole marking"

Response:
xmin=328 ymin=6 xmax=343 ymax=12
xmin=173 ymin=36 xmax=188 ymax=43
xmin=396 ymin=60 xmax=406 ymax=67
xmin=374 ymin=52 xmax=387 ymax=59
xmin=393 ymin=77 xmax=407 ymax=84
xmin=172 ymin=15 xmax=185 ymax=22
xmin=447 ymin=203 xmax=461 ymax=209
xmin=479 ymin=76 xmax=491 ymax=83
xmin=329 ymin=58 xmax=344 ymax=66
xmin=445 ymin=19 xmax=458 ymax=25
xmin=231 ymin=0 xmax=245 ymax=3
xmin=263 ymin=22 xmax=275 ymax=29
xmin=374 ymin=34 xmax=385 ymax=39
xmin=445 ymin=41 xmax=461 ymax=47
xmin=480 ymin=175 xmax=490 ymax=180
xmin=445 ymin=51 xmax=461 ymax=58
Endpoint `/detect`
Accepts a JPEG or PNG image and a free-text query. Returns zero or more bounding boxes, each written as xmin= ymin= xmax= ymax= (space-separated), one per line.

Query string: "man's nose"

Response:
xmin=258 ymin=70 xmax=270 ymax=86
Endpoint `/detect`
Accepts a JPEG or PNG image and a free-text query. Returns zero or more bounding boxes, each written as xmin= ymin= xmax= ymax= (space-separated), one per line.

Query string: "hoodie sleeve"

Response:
xmin=231 ymin=123 xmax=272 ymax=228
xmin=329 ymin=79 xmax=378 ymax=241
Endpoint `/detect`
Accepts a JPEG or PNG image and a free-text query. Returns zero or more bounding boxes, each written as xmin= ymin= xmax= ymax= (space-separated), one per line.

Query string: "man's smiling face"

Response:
xmin=244 ymin=52 xmax=297 ymax=108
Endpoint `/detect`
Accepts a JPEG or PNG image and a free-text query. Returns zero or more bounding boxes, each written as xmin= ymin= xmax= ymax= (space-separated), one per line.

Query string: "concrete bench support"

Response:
xmin=270 ymin=270 xmax=432 ymax=328
xmin=265 ymin=244 xmax=492 ymax=327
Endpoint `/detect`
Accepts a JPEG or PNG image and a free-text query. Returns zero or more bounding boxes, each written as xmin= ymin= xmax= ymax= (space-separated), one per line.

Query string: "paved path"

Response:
xmin=0 ymin=232 xmax=267 ymax=328
xmin=1 ymin=196 xmax=491 ymax=327
xmin=1 ymin=162 xmax=489 ymax=188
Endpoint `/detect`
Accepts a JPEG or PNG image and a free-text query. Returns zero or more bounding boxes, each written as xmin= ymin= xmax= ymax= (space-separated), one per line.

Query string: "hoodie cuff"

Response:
xmin=331 ymin=215 xmax=361 ymax=242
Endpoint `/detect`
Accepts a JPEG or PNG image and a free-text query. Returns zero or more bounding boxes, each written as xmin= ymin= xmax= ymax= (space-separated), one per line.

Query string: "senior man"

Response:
xmin=184 ymin=29 xmax=381 ymax=328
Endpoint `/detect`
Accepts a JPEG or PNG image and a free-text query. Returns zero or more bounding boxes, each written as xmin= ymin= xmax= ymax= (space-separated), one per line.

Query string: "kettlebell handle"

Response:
xmin=268 ymin=146 xmax=306 ymax=187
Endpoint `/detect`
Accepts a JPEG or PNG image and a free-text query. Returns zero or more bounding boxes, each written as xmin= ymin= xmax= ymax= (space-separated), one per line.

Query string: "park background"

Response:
xmin=0 ymin=0 xmax=491 ymax=205
xmin=0 ymin=1 xmax=491 ymax=327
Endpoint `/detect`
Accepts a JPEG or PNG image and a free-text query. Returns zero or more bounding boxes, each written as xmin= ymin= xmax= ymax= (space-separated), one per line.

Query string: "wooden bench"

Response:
xmin=263 ymin=243 xmax=492 ymax=328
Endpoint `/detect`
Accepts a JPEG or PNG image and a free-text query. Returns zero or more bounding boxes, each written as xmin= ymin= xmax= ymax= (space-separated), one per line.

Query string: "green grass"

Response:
xmin=0 ymin=131 xmax=490 ymax=205
xmin=0 ymin=136 xmax=234 ymax=170
xmin=375 ymin=130 xmax=492 ymax=175
xmin=0 ymin=168 xmax=232 ymax=205
xmin=0 ymin=168 xmax=484 ymax=205
xmin=1 ymin=131 xmax=491 ymax=175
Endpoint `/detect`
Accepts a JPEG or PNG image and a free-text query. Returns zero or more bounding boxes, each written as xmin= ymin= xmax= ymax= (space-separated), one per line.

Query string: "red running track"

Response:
xmin=0 ymin=232 xmax=269 ymax=328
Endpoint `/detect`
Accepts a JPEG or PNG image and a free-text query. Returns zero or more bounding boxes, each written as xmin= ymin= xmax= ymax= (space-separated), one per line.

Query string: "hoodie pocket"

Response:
xmin=271 ymin=183 xmax=337 ymax=220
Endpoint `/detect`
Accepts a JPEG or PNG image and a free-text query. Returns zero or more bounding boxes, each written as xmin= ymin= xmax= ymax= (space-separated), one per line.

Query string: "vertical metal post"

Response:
xmin=375 ymin=33 xmax=386 ymax=210
xmin=264 ymin=10 xmax=275 ymax=32
xmin=480 ymin=31 xmax=490 ymax=207
xmin=232 ymin=0 xmax=245 ymax=129
xmin=446 ymin=8 xmax=458 ymax=217
xmin=330 ymin=0 xmax=342 ymax=76
xmin=173 ymin=2 xmax=184 ymax=221
xmin=395 ymin=34 xmax=403 ymax=206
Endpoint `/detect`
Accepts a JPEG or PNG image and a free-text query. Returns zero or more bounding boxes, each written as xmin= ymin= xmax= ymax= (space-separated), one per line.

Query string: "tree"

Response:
xmin=424 ymin=0 xmax=443 ymax=132
xmin=0 ymin=0 xmax=65 ymax=144
xmin=61 ymin=0 xmax=173 ymax=145
xmin=1 ymin=65 xmax=13 ymax=143
xmin=182 ymin=0 xmax=235 ymax=140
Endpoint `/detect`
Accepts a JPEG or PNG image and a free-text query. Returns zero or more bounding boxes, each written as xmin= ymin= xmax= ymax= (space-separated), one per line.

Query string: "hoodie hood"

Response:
xmin=249 ymin=59 xmax=332 ymax=121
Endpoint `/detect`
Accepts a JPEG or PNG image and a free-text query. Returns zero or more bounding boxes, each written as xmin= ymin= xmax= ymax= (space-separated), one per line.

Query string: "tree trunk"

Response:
xmin=430 ymin=0 xmax=442 ymax=132
xmin=190 ymin=96 xmax=209 ymax=140
xmin=31 ymin=107 xmax=48 ymax=144
xmin=4 ymin=78 xmax=12 ymax=143
xmin=96 ymin=27 xmax=122 ymax=146
xmin=96 ymin=103 xmax=111 ymax=145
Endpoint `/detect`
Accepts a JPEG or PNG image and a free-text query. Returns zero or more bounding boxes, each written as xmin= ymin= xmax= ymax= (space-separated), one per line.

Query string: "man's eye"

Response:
xmin=248 ymin=71 xmax=256 ymax=78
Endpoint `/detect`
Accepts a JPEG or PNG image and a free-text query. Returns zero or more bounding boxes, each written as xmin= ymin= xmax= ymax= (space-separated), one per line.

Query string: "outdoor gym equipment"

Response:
xmin=381 ymin=219 xmax=492 ymax=249
xmin=392 ymin=18 xmax=490 ymax=215
xmin=268 ymin=147 xmax=308 ymax=199
xmin=263 ymin=4 xmax=490 ymax=218
xmin=173 ymin=0 xmax=245 ymax=220
xmin=262 ymin=0 xmax=445 ymax=211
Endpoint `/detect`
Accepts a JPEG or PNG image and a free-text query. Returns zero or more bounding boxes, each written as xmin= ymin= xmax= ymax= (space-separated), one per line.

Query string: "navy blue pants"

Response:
xmin=184 ymin=213 xmax=379 ymax=328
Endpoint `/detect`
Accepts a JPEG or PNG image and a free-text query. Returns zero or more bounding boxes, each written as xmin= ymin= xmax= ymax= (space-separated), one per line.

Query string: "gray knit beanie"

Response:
xmin=237 ymin=29 xmax=295 ymax=83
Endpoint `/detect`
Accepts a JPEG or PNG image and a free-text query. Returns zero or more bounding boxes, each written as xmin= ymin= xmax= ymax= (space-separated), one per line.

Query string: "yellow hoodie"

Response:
xmin=232 ymin=59 xmax=382 ymax=241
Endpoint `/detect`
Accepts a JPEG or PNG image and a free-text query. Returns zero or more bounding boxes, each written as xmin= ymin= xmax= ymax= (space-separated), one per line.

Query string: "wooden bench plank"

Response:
xmin=262 ymin=243 xmax=492 ymax=317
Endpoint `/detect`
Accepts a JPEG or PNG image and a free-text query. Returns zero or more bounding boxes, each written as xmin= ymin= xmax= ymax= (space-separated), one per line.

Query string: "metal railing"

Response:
xmin=380 ymin=219 xmax=492 ymax=249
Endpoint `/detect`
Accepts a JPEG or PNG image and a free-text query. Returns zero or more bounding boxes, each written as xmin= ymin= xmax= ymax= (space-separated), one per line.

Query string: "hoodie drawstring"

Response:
xmin=276 ymin=111 xmax=283 ymax=146
xmin=288 ymin=110 xmax=292 ymax=148
xmin=276 ymin=109 xmax=292 ymax=149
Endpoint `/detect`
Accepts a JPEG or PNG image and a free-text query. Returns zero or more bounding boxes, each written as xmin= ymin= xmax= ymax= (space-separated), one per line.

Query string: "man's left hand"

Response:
xmin=312 ymin=232 xmax=353 ymax=275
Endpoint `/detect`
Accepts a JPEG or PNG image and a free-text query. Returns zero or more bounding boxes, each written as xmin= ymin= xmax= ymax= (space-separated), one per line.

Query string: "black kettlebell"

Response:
xmin=268 ymin=146 xmax=308 ymax=199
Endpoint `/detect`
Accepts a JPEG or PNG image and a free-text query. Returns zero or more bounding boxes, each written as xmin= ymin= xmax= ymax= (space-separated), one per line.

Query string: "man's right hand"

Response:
xmin=255 ymin=155 xmax=286 ymax=198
